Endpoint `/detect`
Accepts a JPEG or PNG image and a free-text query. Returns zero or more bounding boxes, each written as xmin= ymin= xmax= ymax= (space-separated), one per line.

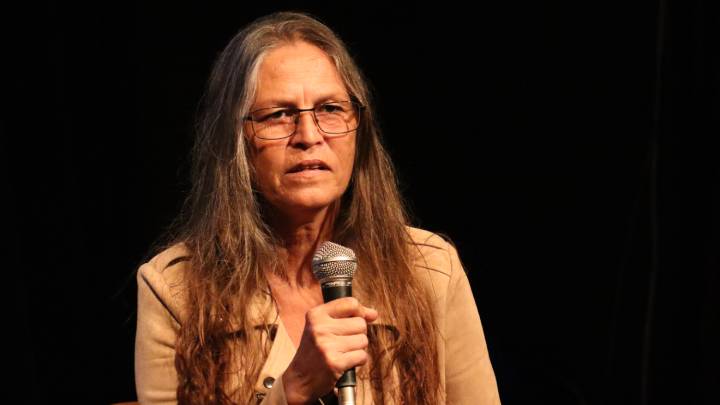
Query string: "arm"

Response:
xmin=444 ymin=242 xmax=501 ymax=405
xmin=135 ymin=263 xmax=181 ymax=405
xmin=135 ymin=261 xmax=294 ymax=405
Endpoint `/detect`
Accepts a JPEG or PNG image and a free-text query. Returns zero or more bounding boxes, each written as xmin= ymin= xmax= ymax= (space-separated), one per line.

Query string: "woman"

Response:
xmin=135 ymin=11 xmax=500 ymax=405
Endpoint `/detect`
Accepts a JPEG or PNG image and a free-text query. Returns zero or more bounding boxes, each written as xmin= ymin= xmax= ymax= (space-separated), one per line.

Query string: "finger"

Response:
xmin=326 ymin=297 xmax=363 ymax=319
xmin=362 ymin=306 xmax=378 ymax=322
xmin=337 ymin=333 xmax=369 ymax=352
xmin=329 ymin=316 xmax=367 ymax=335
xmin=337 ymin=349 xmax=369 ymax=370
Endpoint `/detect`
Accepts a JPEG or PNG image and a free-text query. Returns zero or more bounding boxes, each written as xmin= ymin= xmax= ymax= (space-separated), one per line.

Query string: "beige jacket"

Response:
xmin=135 ymin=226 xmax=500 ymax=404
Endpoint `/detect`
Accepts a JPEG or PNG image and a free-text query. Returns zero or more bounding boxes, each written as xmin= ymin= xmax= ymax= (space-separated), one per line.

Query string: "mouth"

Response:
xmin=287 ymin=159 xmax=331 ymax=173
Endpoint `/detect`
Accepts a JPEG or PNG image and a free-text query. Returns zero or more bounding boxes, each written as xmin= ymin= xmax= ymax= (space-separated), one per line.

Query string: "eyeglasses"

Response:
xmin=244 ymin=100 xmax=364 ymax=140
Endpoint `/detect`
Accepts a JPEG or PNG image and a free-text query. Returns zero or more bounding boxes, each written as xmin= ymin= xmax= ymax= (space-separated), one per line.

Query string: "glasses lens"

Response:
xmin=250 ymin=109 xmax=295 ymax=139
xmin=315 ymin=102 xmax=359 ymax=134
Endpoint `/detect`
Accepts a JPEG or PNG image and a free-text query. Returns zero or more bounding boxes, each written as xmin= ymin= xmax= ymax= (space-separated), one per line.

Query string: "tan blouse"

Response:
xmin=134 ymin=226 xmax=501 ymax=404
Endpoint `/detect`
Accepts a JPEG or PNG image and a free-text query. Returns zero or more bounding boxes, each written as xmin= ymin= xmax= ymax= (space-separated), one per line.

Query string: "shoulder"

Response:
xmin=405 ymin=225 xmax=462 ymax=279
xmin=136 ymin=242 xmax=192 ymax=324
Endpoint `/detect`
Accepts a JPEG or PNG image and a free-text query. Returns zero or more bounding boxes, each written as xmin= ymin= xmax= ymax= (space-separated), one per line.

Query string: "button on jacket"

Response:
xmin=135 ymin=226 xmax=501 ymax=404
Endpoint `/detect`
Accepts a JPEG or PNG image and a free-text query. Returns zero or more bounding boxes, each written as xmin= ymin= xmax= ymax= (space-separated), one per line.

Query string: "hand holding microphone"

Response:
xmin=282 ymin=242 xmax=374 ymax=405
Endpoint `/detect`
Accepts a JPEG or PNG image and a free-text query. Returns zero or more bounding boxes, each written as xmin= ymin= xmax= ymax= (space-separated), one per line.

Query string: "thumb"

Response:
xmin=363 ymin=306 xmax=379 ymax=322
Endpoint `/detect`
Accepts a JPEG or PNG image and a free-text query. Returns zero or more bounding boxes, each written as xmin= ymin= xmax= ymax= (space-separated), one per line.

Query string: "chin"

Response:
xmin=280 ymin=190 xmax=342 ymax=212
xmin=289 ymin=197 xmax=336 ymax=211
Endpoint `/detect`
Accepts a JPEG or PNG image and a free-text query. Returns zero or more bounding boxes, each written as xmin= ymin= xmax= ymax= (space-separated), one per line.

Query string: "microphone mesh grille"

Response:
xmin=312 ymin=241 xmax=357 ymax=283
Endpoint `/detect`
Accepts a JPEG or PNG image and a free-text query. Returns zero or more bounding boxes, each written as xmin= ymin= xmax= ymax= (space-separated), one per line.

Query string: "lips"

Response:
xmin=287 ymin=159 xmax=330 ymax=173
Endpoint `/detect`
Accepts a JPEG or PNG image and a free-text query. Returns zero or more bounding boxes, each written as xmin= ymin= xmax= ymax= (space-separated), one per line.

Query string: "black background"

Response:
xmin=3 ymin=1 xmax=718 ymax=404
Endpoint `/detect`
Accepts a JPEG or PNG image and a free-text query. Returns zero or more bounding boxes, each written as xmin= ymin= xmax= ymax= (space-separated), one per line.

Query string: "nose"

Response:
xmin=290 ymin=110 xmax=324 ymax=148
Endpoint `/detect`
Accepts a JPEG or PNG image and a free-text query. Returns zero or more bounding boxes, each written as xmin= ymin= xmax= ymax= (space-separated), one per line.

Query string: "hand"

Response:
xmin=282 ymin=297 xmax=378 ymax=405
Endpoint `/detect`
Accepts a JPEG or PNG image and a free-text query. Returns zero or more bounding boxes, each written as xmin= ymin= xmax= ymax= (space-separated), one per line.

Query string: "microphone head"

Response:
xmin=312 ymin=241 xmax=357 ymax=284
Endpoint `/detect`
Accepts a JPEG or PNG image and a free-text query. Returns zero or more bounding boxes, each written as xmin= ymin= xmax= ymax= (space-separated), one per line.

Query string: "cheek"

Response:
xmin=250 ymin=145 xmax=286 ymax=191
xmin=256 ymin=155 xmax=283 ymax=183
xmin=340 ymin=141 xmax=357 ymax=180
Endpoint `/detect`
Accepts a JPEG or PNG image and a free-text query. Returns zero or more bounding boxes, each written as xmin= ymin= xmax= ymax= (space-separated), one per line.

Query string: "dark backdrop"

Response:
xmin=4 ymin=1 xmax=717 ymax=404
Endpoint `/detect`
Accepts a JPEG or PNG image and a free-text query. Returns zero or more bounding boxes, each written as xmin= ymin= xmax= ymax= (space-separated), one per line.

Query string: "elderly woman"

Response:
xmin=135 ymin=11 xmax=500 ymax=405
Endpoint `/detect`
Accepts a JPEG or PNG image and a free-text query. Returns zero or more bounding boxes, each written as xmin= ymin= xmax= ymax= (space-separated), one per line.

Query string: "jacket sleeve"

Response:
xmin=135 ymin=262 xmax=180 ymax=405
xmin=443 ymin=242 xmax=501 ymax=405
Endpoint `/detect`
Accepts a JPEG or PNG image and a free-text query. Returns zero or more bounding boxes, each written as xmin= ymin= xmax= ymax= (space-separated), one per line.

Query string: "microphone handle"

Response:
xmin=321 ymin=280 xmax=357 ymax=404
xmin=321 ymin=281 xmax=352 ymax=301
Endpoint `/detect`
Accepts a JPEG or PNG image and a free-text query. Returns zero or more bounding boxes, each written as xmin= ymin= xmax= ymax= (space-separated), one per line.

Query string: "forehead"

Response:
xmin=253 ymin=41 xmax=348 ymax=108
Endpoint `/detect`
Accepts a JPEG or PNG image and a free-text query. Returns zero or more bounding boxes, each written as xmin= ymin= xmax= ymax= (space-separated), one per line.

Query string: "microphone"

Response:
xmin=312 ymin=241 xmax=358 ymax=405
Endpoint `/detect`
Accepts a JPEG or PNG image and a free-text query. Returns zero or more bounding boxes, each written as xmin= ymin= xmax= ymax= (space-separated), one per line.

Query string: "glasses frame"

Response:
xmin=244 ymin=100 xmax=365 ymax=140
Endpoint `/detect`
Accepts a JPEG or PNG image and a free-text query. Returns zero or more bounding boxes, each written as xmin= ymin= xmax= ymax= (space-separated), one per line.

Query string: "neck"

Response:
xmin=267 ymin=202 xmax=339 ymax=289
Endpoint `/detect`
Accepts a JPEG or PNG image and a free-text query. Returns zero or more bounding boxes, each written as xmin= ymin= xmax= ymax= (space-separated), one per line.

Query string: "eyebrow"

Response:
xmin=253 ymin=93 xmax=349 ymax=109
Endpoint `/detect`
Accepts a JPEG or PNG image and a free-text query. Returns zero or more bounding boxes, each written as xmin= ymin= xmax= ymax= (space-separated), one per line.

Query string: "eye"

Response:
xmin=257 ymin=109 xmax=290 ymax=122
xmin=319 ymin=103 xmax=344 ymax=113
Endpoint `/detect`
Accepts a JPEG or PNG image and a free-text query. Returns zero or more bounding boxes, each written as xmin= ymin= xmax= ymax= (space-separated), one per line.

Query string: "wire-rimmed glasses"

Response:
xmin=244 ymin=100 xmax=364 ymax=140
